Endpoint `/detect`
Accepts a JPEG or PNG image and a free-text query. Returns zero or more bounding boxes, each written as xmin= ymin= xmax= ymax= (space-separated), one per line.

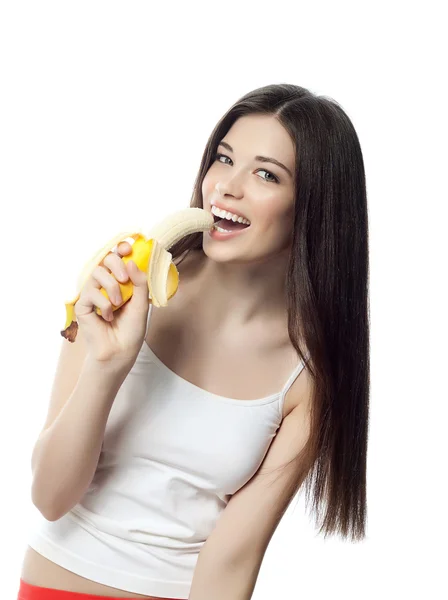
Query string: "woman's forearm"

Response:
xmin=31 ymin=358 xmax=131 ymax=521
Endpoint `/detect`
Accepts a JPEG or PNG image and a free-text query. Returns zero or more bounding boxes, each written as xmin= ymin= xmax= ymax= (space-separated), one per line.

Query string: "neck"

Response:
xmin=187 ymin=249 xmax=290 ymax=328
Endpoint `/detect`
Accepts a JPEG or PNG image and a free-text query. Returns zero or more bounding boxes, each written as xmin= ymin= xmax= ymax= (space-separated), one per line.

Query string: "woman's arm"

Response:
xmin=31 ymin=357 xmax=131 ymax=521
xmin=188 ymin=554 xmax=261 ymax=600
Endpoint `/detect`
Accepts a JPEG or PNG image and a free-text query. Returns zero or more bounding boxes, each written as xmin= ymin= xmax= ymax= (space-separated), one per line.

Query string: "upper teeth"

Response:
xmin=211 ymin=205 xmax=251 ymax=225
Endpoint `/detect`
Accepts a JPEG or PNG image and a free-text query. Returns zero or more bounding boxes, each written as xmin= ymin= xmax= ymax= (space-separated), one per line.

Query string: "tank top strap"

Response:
xmin=279 ymin=350 xmax=310 ymax=407
xmin=145 ymin=303 xmax=155 ymax=338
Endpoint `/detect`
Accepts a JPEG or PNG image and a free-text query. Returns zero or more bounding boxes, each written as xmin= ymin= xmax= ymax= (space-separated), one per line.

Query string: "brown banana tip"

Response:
xmin=61 ymin=321 xmax=78 ymax=342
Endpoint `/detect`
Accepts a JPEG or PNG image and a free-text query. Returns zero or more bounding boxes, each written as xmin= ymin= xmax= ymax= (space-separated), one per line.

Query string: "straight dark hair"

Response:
xmin=169 ymin=83 xmax=370 ymax=542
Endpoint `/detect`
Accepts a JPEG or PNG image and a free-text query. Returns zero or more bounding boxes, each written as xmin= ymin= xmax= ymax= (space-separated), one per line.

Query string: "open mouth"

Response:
xmin=213 ymin=215 xmax=250 ymax=231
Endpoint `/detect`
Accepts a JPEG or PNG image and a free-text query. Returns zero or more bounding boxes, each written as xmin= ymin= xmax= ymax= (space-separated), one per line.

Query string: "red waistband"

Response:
xmin=17 ymin=578 xmax=181 ymax=600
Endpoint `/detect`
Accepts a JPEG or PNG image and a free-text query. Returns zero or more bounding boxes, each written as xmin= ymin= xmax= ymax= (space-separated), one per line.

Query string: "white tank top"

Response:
xmin=27 ymin=304 xmax=310 ymax=599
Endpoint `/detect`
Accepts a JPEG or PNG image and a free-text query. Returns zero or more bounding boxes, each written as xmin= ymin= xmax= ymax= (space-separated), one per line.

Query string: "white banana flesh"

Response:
xmin=146 ymin=207 xmax=215 ymax=250
xmin=147 ymin=239 xmax=172 ymax=307
xmin=145 ymin=207 xmax=214 ymax=307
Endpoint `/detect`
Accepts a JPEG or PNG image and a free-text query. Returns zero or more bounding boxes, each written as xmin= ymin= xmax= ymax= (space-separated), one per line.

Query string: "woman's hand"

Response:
xmin=74 ymin=241 xmax=151 ymax=366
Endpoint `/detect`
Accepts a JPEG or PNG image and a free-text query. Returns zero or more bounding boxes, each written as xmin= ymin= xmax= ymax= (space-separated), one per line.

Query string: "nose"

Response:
xmin=215 ymin=180 xmax=243 ymax=199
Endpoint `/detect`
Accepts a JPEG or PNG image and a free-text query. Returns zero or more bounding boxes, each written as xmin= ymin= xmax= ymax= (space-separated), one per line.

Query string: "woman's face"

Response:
xmin=201 ymin=113 xmax=296 ymax=265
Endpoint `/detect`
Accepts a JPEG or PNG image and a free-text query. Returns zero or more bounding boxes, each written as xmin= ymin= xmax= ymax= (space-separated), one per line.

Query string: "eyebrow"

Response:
xmin=218 ymin=141 xmax=293 ymax=178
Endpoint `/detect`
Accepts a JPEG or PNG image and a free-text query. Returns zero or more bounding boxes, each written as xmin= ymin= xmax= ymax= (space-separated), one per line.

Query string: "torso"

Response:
xmin=21 ymin=249 xmax=310 ymax=598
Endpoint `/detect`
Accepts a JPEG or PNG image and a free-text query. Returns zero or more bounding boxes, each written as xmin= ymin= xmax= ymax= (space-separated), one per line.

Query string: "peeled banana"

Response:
xmin=61 ymin=207 xmax=215 ymax=342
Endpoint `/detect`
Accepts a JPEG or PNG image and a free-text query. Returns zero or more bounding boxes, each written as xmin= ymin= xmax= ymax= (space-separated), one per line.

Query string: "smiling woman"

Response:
xmin=19 ymin=83 xmax=370 ymax=600
xmin=170 ymin=85 xmax=370 ymax=547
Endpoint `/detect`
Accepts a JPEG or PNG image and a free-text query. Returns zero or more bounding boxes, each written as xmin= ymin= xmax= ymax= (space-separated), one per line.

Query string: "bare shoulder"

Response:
xmin=296 ymin=358 xmax=314 ymax=408
xmin=282 ymin=348 xmax=313 ymax=416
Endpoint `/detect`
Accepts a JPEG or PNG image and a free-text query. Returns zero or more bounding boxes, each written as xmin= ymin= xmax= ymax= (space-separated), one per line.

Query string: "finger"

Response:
xmin=126 ymin=260 xmax=149 ymax=289
xmin=102 ymin=252 xmax=129 ymax=283
xmin=75 ymin=288 xmax=114 ymax=321
xmin=116 ymin=241 xmax=132 ymax=256
xmin=98 ymin=242 xmax=132 ymax=270
xmin=89 ymin=265 xmax=122 ymax=304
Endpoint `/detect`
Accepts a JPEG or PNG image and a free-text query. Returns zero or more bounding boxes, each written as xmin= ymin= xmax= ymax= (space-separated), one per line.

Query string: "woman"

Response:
xmin=18 ymin=83 xmax=370 ymax=600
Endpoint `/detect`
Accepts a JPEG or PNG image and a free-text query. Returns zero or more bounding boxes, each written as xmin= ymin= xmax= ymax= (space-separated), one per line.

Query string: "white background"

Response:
xmin=1 ymin=1 xmax=446 ymax=598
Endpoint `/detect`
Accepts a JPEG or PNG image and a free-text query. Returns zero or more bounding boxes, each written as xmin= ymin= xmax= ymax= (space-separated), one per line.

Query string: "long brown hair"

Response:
xmin=169 ymin=84 xmax=370 ymax=542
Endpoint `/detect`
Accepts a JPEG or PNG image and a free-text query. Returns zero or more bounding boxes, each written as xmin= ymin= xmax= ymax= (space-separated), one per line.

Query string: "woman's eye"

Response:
xmin=257 ymin=169 xmax=279 ymax=183
xmin=214 ymin=153 xmax=279 ymax=183
xmin=215 ymin=152 xmax=231 ymax=165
